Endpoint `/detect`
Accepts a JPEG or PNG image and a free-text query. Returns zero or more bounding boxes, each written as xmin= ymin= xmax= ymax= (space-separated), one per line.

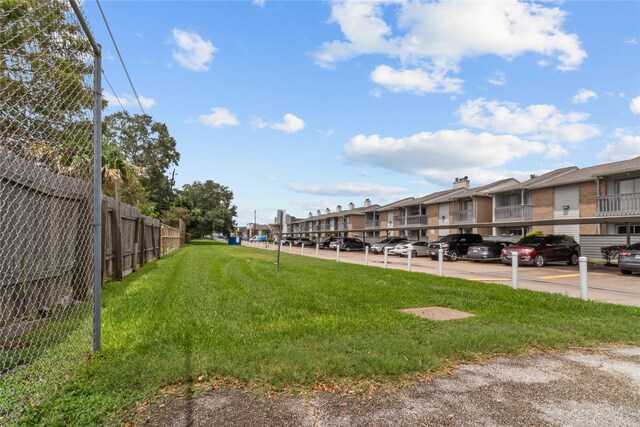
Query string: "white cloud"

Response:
xmin=291 ymin=199 xmax=334 ymax=212
xmin=252 ymin=0 xmax=266 ymax=7
xmin=487 ymin=71 xmax=507 ymax=86
xmin=596 ymin=131 xmax=640 ymax=162
xmin=314 ymin=0 xmax=586 ymax=93
xmin=625 ymin=38 xmax=638 ymax=45
xmin=104 ymin=92 xmax=156 ymax=109
xmin=370 ymin=64 xmax=463 ymax=94
xmin=171 ymin=28 xmax=217 ymax=72
xmin=198 ymin=107 xmax=239 ymax=128
xmin=271 ymin=113 xmax=305 ymax=133
xmin=458 ymin=98 xmax=601 ymax=143
xmin=572 ymin=89 xmax=598 ymax=104
xmin=344 ymin=129 xmax=548 ymax=182
xmin=287 ymin=182 xmax=406 ymax=198
xmin=630 ymin=96 xmax=640 ymax=115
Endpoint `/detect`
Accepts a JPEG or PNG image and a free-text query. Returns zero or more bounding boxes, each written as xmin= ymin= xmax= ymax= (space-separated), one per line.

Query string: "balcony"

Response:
xmin=451 ymin=210 xmax=473 ymax=224
xmin=596 ymin=193 xmax=640 ymax=216
xmin=365 ymin=219 xmax=380 ymax=228
xmin=495 ymin=205 xmax=533 ymax=222
xmin=393 ymin=214 xmax=427 ymax=227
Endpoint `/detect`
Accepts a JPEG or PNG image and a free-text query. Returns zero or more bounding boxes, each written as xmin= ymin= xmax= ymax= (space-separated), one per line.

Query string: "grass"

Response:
xmin=16 ymin=240 xmax=640 ymax=425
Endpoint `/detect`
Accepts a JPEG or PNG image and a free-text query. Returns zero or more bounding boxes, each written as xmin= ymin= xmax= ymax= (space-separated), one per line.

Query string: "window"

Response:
xmin=506 ymin=228 xmax=523 ymax=236
xmin=462 ymin=199 xmax=473 ymax=211
xmin=506 ymin=194 xmax=521 ymax=206
xmin=615 ymin=178 xmax=640 ymax=194
xmin=616 ymin=224 xmax=640 ymax=234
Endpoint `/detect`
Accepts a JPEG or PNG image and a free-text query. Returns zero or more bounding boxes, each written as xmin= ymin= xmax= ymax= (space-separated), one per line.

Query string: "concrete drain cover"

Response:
xmin=399 ymin=306 xmax=475 ymax=321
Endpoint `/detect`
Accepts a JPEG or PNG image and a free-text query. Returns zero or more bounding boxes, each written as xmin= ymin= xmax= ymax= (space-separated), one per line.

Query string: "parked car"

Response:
xmin=294 ymin=237 xmax=315 ymax=247
xmin=331 ymin=237 xmax=370 ymax=251
xmin=427 ymin=234 xmax=484 ymax=261
xmin=500 ymin=235 xmax=580 ymax=267
xmin=371 ymin=237 xmax=411 ymax=254
xmin=395 ymin=241 xmax=430 ymax=257
xmin=392 ymin=240 xmax=415 ymax=256
xmin=280 ymin=237 xmax=297 ymax=246
xmin=467 ymin=241 xmax=514 ymax=262
xmin=319 ymin=237 xmax=339 ymax=249
xmin=618 ymin=243 xmax=640 ymax=275
xmin=249 ymin=235 xmax=267 ymax=242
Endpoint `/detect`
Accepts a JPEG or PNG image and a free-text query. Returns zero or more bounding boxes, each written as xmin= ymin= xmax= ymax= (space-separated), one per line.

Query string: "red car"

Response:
xmin=500 ymin=235 xmax=580 ymax=267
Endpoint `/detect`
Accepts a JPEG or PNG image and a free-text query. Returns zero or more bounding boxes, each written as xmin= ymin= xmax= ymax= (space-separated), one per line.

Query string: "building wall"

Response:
xmin=579 ymin=180 xmax=600 ymax=234
xmin=531 ymin=187 xmax=553 ymax=234
xmin=348 ymin=215 xmax=364 ymax=231
xmin=426 ymin=204 xmax=440 ymax=241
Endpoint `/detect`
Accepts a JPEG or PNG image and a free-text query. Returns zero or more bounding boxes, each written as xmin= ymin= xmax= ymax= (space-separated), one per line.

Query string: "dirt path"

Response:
xmin=142 ymin=346 xmax=640 ymax=426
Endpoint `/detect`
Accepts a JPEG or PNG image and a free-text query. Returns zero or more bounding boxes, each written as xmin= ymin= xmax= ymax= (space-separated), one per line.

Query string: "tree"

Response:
xmin=178 ymin=180 xmax=237 ymax=236
xmin=103 ymin=112 xmax=180 ymax=212
xmin=0 ymin=0 xmax=95 ymax=176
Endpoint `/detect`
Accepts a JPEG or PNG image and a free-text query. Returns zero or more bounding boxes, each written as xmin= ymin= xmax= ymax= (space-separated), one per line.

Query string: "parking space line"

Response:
xmin=539 ymin=273 xmax=580 ymax=279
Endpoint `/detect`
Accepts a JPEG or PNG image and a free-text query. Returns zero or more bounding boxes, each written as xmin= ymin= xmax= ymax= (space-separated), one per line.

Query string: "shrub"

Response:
xmin=601 ymin=244 xmax=627 ymax=265
xmin=525 ymin=230 xmax=544 ymax=237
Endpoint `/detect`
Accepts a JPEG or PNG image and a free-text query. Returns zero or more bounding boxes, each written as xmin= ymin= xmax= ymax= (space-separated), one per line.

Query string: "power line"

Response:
xmin=95 ymin=0 xmax=146 ymax=115
xmin=101 ymin=69 xmax=127 ymax=113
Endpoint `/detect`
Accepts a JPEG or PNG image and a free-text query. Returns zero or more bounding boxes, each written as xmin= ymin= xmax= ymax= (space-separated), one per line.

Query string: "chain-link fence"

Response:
xmin=0 ymin=0 xmax=99 ymax=421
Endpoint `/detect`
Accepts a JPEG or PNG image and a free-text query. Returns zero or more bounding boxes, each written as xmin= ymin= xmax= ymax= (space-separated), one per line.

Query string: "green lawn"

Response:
xmin=18 ymin=240 xmax=640 ymax=425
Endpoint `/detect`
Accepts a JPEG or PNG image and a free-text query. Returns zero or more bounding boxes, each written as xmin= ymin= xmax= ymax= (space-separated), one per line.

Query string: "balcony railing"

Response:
xmin=365 ymin=219 xmax=380 ymax=228
xmin=451 ymin=210 xmax=473 ymax=224
xmin=495 ymin=205 xmax=533 ymax=222
xmin=596 ymin=193 xmax=640 ymax=216
xmin=393 ymin=214 xmax=426 ymax=227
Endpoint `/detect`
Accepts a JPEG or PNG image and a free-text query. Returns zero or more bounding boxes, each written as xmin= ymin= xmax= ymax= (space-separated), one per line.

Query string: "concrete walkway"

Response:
xmin=143 ymin=346 xmax=640 ymax=426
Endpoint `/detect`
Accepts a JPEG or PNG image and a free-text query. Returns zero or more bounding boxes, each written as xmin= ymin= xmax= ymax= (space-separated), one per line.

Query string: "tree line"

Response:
xmin=102 ymin=111 xmax=237 ymax=237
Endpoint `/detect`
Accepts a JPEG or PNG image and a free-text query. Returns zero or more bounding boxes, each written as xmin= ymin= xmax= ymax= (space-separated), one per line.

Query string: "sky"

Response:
xmin=83 ymin=0 xmax=640 ymax=225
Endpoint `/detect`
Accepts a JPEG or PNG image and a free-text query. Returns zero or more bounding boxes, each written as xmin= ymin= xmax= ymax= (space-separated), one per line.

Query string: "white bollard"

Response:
xmin=365 ymin=246 xmax=369 ymax=266
xmin=384 ymin=247 xmax=389 ymax=269
xmin=579 ymin=256 xmax=588 ymax=300
xmin=407 ymin=247 xmax=412 ymax=272
xmin=511 ymin=251 xmax=518 ymax=289
xmin=289 ymin=242 xmax=292 ymax=254
xmin=336 ymin=244 xmax=340 ymax=262
xmin=316 ymin=243 xmax=319 ymax=259
xmin=438 ymin=248 xmax=443 ymax=276
xmin=301 ymin=244 xmax=305 ymax=256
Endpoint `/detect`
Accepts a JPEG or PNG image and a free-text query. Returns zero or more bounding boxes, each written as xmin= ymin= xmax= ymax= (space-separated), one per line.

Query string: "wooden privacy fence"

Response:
xmin=102 ymin=197 xmax=186 ymax=281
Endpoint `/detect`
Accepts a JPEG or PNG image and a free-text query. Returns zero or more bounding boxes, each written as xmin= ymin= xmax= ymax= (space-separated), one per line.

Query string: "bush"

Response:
xmin=601 ymin=244 xmax=627 ymax=265
xmin=525 ymin=230 xmax=544 ymax=237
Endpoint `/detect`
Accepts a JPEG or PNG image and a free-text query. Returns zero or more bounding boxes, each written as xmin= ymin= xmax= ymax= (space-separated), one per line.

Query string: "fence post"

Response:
xmin=579 ymin=256 xmax=588 ymax=300
xmin=407 ymin=247 xmax=412 ymax=272
xmin=384 ymin=247 xmax=389 ymax=269
xmin=336 ymin=245 xmax=340 ymax=262
xmin=511 ymin=251 xmax=518 ymax=289
xmin=438 ymin=248 xmax=443 ymax=276
xmin=316 ymin=243 xmax=319 ymax=258
xmin=365 ymin=246 xmax=369 ymax=266
xmin=301 ymin=243 xmax=305 ymax=256
xmin=113 ymin=183 xmax=123 ymax=280
xmin=289 ymin=242 xmax=292 ymax=253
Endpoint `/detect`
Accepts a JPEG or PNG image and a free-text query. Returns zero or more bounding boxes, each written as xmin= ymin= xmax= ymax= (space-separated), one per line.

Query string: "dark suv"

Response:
xmin=427 ymin=234 xmax=483 ymax=261
xmin=500 ymin=235 xmax=580 ymax=267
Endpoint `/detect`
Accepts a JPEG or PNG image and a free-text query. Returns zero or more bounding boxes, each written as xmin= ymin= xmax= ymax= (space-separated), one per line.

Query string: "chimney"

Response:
xmin=336 ymin=205 xmax=342 ymax=212
xmin=364 ymin=198 xmax=371 ymax=207
xmin=452 ymin=176 xmax=470 ymax=189
xmin=325 ymin=208 xmax=330 ymax=214
xmin=316 ymin=209 xmax=321 ymax=216
xmin=308 ymin=212 xmax=312 ymax=218
xmin=530 ymin=174 xmax=536 ymax=179
xmin=348 ymin=202 xmax=355 ymax=210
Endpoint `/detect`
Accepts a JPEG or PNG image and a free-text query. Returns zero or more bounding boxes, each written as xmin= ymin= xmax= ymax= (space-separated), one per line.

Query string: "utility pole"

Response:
xmin=254 ymin=210 xmax=257 ymax=237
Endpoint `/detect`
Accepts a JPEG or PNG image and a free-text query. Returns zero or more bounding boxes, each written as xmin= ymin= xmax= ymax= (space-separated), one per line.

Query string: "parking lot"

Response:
xmin=245 ymin=242 xmax=640 ymax=308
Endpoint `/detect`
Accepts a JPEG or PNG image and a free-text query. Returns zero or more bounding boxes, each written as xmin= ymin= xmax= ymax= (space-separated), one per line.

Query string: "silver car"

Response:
xmin=619 ymin=243 xmax=640 ymax=275
xmin=395 ymin=241 xmax=430 ymax=257
xmin=392 ymin=240 xmax=415 ymax=256
xmin=371 ymin=237 xmax=410 ymax=254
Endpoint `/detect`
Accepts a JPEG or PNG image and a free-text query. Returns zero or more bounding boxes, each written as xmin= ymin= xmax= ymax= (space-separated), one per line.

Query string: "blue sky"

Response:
xmin=83 ymin=0 xmax=640 ymax=225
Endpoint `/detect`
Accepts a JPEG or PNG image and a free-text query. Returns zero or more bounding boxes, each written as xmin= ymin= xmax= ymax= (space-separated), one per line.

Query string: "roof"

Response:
xmin=531 ymin=156 xmax=640 ymax=189
xmin=291 ymin=203 xmax=381 ymax=223
xmin=376 ymin=197 xmax=415 ymax=211
xmin=492 ymin=166 xmax=578 ymax=193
